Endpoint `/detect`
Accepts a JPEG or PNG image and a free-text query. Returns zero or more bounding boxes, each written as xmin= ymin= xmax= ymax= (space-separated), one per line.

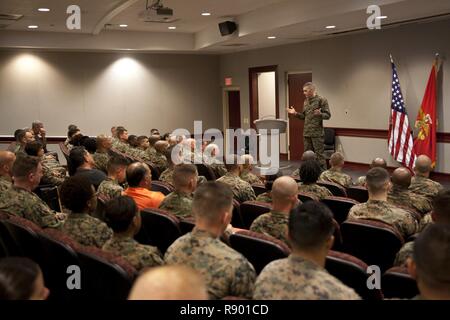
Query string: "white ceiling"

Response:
xmin=0 ymin=0 xmax=449 ymax=53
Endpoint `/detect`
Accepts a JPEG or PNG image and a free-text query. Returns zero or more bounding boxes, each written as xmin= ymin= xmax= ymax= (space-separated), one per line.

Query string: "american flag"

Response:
xmin=388 ymin=58 xmax=416 ymax=169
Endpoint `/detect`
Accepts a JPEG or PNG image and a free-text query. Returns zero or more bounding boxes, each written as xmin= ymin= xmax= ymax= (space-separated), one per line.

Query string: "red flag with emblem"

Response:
xmin=413 ymin=57 xmax=439 ymax=167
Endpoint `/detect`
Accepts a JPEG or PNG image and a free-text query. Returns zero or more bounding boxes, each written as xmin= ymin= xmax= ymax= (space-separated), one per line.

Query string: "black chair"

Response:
xmin=179 ymin=218 xmax=195 ymax=235
xmin=76 ymin=246 xmax=136 ymax=300
xmin=321 ymin=196 xmax=359 ymax=225
xmin=1 ymin=216 xmax=42 ymax=261
xmin=151 ymin=181 xmax=174 ymax=195
xmin=231 ymin=199 xmax=244 ymax=229
xmin=298 ymin=192 xmax=318 ymax=203
xmin=251 ymin=184 xmax=267 ymax=197
xmin=346 ymin=186 xmax=369 ymax=203
xmin=341 ymin=219 xmax=405 ymax=272
xmin=323 ymin=128 xmax=336 ymax=160
xmin=239 ymin=201 xmax=272 ymax=229
xmin=382 ymin=266 xmax=419 ymax=299
xmin=195 ymin=164 xmax=216 ymax=181
xmin=326 ymin=250 xmax=383 ymax=300
xmin=35 ymin=185 xmax=62 ymax=212
xmin=38 ymin=229 xmax=80 ymax=301
xmin=229 ymin=230 xmax=290 ymax=274
xmin=317 ymin=181 xmax=347 ymax=197
xmin=134 ymin=208 xmax=182 ymax=254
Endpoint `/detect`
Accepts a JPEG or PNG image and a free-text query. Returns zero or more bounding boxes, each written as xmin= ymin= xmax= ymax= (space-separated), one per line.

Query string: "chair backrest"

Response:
xmin=317 ymin=181 xmax=347 ymax=197
xmin=381 ymin=266 xmax=419 ymax=299
xmin=228 ymin=230 xmax=290 ymax=274
xmin=341 ymin=219 xmax=404 ymax=272
xmin=150 ymin=181 xmax=175 ymax=195
xmin=134 ymin=208 xmax=182 ymax=254
xmin=251 ymin=184 xmax=267 ymax=197
xmin=35 ymin=185 xmax=62 ymax=212
xmin=321 ymin=196 xmax=359 ymax=225
xmin=346 ymin=186 xmax=369 ymax=203
xmin=326 ymin=250 xmax=383 ymax=300
xmin=195 ymin=164 xmax=216 ymax=181
xmin=239 ymin=201 xmax=272 ymax=229
xmin=179 ymin=217 xmax=195 ymax=235
xmin=231 ymin=199 xmax=244 ymax=229
xmin=0 ymin=212 xmax=20 ymax=257
xmin=38 ymin=229 xmax=80 ymax=301
xmin=297 ymin=192 xmax=319 ymax=203
xmin=75 ymin=245 xmax=136 ymax=300
xmin=324 ymin=128 xmax=335 ymax=146
xmin=1 ymin=216 xmax=42 ymax=261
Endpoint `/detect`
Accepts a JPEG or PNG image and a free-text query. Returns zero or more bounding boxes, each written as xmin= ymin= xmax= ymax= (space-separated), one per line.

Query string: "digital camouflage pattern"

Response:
xmin=217 ymin=173 xmax=256 ymax=203
xmin=409 ymin=175 xmax=443 ymax=202
xmin=93 ymin=151 xmax=110 ymax=174
xmin=240 ymin=170 xmax=262 ymax=185
xmin=298 ymin=183 xmax=332 ymax=200
xmin=387 ymin=186 xmax=432 ymax=216
xmin=164 ymin=228 xmax=256 ymax=299
xmin=250 ymin=211 xmax=289 ymax=245
xmin=319 ymin=169 xmax=353 ymax=188
xmin=159 ymin=167 xmax=174 ymax=185
xmin=253 ymin=255 xmax=360 ymax=300
xmin=62 ymin=213 xmax=112 ymax=248
xmin=256 ymin=192 xmax=272 ymax=204
xmin=97 ymin=178 xmax=123 ymax=201
xmin=159 ymin=191 xmax=194 ymax=219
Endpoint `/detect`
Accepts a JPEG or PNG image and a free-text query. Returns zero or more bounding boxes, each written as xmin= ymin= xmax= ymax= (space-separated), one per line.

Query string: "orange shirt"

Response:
xmin=124 ymin=187 xmax=165 ymax=210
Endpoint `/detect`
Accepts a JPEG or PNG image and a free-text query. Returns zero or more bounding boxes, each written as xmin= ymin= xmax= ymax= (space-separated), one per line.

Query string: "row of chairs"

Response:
xmin=128 ymin=208 xmax=417 ymax=300
xmin=0 ymin=212 xmax=136 ymax=300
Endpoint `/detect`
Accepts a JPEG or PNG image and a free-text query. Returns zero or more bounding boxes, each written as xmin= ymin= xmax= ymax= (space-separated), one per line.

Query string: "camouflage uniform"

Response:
xmin=418 ymin=213 xmax=433 ymax=232
xmin=97 ymin=178 xmax=123 ymax=201
xmin=102 ymin=235 xmax=164 ymax=271
xmin=387 ymin=186 xmax=432 ymax=216
xmin=0 ymin=176 xmax=12 ymax=193
xmin=145 ymin=147 xmax=157 ymax=160
xmin=217 ymin=173 xmax=256 ymax=203
xmin=0 ymin=186 xmax=62 ymax=229
xmin=256 ymin=192 xmax=272 ymax=204
xmin=114 ymin=140 xmax=131 ymax=154
xmin=348 ymin=200 xmax=418 ymax=239
xmin=240 ymin=170 xmax=262 ymax=185
xmin=250 ymin=211 xmax=289 ymax=245
xmin=409 ymin=175 xmax=443 ymax=202
xmin=159 ymin=167 xmax=174 ymax=185
xmin=150 ymin=151 xmax=168 ymax=173
xmin=394 ymin=241 xmax=414 ymax=267
xmin=93 ymin=151 xmax=110 ymax=174
xmin=159 ymin=191 xmax=193 ymax=219
xmin=61 ymin=213 xmax=113 ymax=248
xmin=319 ymin=169 xmax=353 ymax=188
xmin=294 ymin=95 xmax=331 ymax=169
xmin=291 ymin=168 xmax=300 ymax=177
xmin=356 ymin=176 xmax=367 ymax=186
xmin=41 ymin=156 xmax=66 ymax=186
xmin=298 ymin=183 xmax=332 ymax=200
xmin=253 ymin=255 xmax=361 ymax=300
xmin=204 ymin=156 xmax=227 ymax=178
xmin=165 ymin=228 xmax=256 ymax=299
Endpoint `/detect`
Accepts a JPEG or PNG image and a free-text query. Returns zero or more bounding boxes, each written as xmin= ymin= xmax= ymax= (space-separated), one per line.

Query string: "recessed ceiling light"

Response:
xmin=38 ymin=8 xmax=50 ymax=12
xmin=28 ymin=25 xmax=38 ymax=29
xmin=201 ymin=12 xmax=211 ymax=16
xmin=376 ymin=16 xmax=388 ymax=19
xmin=267 ymin=36 xmax=276 ymax=39
xmin=325 ymin=25 xmax=336 ymax=29
xmin=119 ymin=24 xmax=128 ymax=28
xmin=168 ymin=26 xmax=176 ymax=30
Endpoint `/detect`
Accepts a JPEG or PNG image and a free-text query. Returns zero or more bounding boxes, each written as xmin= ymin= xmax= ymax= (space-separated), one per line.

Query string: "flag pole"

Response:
xmin=435 ymin=52 xmax=441 ymax=73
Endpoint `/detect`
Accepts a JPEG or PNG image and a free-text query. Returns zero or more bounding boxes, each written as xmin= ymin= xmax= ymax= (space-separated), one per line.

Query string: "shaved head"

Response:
xmin=128 ymin=265 xmax=208 ymax=300
xmin=415 ymin=155 xmax=433 ymax=175
xmin=392 ymin=167 xmax=412 ymax=189
xmin=371 ymin=158 xmax=387 ymax=169
xmin=0 ymin=151 xmax=16 ymax=177
xmin=272 ymin=176 xmax=298 ymax=200
xmin=301 ymin=151 xmax=317 ymax=161
xmin=330 ymin=152 xmax=345 ymax=167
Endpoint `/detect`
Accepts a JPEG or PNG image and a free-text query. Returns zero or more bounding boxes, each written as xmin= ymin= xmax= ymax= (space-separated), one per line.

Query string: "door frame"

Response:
xmin=248 ymin=65 xmax=279 ymax=130
xmin=222 ymin=87 xmax=241 ymax=156
xmin=285 ymin=70 xmax=312 ymax=160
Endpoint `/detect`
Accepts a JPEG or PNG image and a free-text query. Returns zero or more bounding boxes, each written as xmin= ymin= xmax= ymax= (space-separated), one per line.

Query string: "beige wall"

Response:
xmin=0 ymin=51 xmax=221 ymax=137
xmin=220 ymin=19 xmax=450 ymax=172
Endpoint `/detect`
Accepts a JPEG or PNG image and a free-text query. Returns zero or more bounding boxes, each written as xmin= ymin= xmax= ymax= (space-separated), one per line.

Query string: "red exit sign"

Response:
xmin=225 ymin=77 xmax=233 ymax=86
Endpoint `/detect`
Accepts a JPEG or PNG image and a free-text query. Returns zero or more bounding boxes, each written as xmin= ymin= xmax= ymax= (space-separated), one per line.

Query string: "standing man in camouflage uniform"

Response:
xmin=253 ymin=201 xmax=360 ymax=300
xmin=410 ymin=155 xmax=443 ymax=202
xmin=348 ymin=167 xmax=418 ymax=239
xmin=287 ymin=82 xmax=331 ymax=170
xmin=97 ymin=155 xmax=128 ymax=201
xmin=387 ymin=167 xmax=432 ymax=216
xmin=102 ymin=196 xmax=164 ymax=271
xmin=0 ymin=151 xmax=15 ymax=192
xmin=60 ymin=176 xmax=112 ymax=248
xmin=319 ymin=152 xmax=353 ymax=188
xmin=159 ymin=164 xmax=197 ymax=219
xmin=165 ymin=182 xmax=256 ymax=299
xmin=0 ymin=155 xmax=64 ymax=229
xmin=250 ymin=176 xmax=300 ymax=245
xmin=216 ymin=155 xmax=256 ymax=203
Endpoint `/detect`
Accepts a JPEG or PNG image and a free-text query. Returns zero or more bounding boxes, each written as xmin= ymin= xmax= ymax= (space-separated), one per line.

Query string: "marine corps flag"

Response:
xmin=413 ymin=55 xmax=439 ymax=168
